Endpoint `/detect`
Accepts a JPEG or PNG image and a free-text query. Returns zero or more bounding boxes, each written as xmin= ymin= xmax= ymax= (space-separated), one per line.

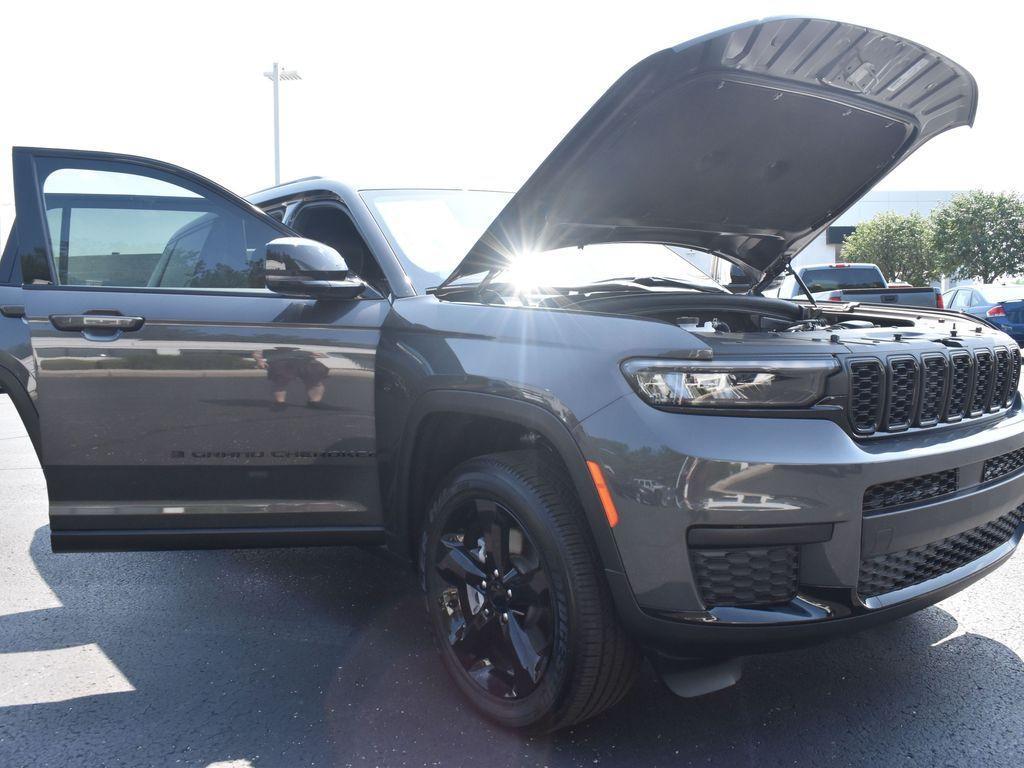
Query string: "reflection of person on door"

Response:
xmin=253 ymin=347 xmax=329 ymax=409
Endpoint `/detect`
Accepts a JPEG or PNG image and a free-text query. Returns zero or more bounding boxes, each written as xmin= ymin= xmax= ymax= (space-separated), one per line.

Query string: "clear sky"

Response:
xmin=1 ymin=0 xmax=1021 ymax=236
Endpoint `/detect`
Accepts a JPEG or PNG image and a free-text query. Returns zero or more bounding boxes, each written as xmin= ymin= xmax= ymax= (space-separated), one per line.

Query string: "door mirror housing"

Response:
xmin=264 ymin=237 xmax=366 ymax=300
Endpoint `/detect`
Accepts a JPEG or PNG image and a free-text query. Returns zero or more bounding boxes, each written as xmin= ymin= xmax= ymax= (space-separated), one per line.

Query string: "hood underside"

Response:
xmin=445 ymin=17 xmax=977 ymax=287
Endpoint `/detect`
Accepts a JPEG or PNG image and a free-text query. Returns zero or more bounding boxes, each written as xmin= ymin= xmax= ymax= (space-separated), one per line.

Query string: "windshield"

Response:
xmin=493 ymin=243 xmax=721 ymax=291
xmin=802 ymin=266 xmax=885 ymax=293
xmin=362 ymin=189 xmax=720 ymax=293
xmin=361 ymin=189 xmax=511 ymax=292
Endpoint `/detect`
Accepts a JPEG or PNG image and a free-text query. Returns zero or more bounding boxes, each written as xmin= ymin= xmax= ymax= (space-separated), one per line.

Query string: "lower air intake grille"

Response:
xmin=982 ymin=446 xmax=1024 ymax=483
xmin=858 ymin=505 xmax=1024 ymax=598
xmin=691 ymin=545 xmax=798 ymax=608
xmin=863 ymin=469 xmax=959 ymax=513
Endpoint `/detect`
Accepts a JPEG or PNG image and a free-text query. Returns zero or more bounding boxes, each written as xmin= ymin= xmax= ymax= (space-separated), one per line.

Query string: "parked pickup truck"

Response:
xmin=1 ymin=18 xmax=1022 ymax=733
xmin=775 ymin=262 xmax=942 ymax=307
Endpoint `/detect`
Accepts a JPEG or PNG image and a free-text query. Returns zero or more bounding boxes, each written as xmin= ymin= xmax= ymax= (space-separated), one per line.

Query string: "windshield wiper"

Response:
xmin=591 ymin=276 xmax=725 ymax=294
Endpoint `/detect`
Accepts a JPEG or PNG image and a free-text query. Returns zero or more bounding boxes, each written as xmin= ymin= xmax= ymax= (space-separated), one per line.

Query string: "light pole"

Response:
xmin=263 ymin=62 xmax=302 ymax=185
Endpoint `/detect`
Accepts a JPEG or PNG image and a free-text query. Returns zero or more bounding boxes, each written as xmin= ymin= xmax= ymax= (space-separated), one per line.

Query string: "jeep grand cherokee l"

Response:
xmin=0 ymin=18 xmax=1021 ymax=732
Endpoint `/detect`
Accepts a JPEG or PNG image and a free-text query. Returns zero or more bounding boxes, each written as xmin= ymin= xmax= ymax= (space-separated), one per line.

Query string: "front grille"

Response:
xmin=691 ymin=545 xmax=798 ymax=608
xmin=848 ymin=345 xmax=1018 ymax=436
xmin=863 ymin=469 xmax=959 ymax=513
xmin=982 ymin=446 xmax=1024 ymax=483
xmin=858 ymin=504 xmax=1024 ymax=598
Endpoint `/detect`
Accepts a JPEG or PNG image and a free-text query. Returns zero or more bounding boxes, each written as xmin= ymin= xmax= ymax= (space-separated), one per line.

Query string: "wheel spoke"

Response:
xmin=436 ymin=540 xmax=486 ymax=587
xmin=504 ymin=613 xmax=546 ymax=685
xmin=482 ymin=517 xmax=510 ymax=572
xmin=509 ymin=563 xmax=550 ymax=608
xmin=449 ymin=608 xmax=494 ymax=659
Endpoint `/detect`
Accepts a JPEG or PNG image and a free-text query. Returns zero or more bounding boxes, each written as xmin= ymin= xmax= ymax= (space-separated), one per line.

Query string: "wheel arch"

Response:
xmin=387 ymin=390 xmax=626 ymax=579
xmin=0 ymin=362 xmax=40 ymax=458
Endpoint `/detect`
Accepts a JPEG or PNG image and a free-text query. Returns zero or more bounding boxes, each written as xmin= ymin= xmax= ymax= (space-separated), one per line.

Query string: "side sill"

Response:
xmin=50 ymin=525 xmax=386 ymax=552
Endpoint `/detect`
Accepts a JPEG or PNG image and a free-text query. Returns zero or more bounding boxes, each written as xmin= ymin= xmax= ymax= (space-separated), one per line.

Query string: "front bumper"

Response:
xmin=575 ymin=393 xmax=1024 ymax=653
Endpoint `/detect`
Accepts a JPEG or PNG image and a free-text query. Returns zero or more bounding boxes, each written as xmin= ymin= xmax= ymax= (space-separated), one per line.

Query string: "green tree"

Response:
xmin=840 ymin=211 xmax=939 ymax=286
xmin=930 ymin=190 xmax=1024 ymax=283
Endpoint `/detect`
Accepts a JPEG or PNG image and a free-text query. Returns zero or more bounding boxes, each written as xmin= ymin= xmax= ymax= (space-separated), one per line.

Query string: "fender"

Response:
xmin=387 ymin=388 xmax=629 ymax=583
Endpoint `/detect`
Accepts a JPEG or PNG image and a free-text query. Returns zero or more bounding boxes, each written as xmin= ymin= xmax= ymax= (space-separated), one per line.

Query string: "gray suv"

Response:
xmin=1 ymin=18 xmax=1021 ymax=732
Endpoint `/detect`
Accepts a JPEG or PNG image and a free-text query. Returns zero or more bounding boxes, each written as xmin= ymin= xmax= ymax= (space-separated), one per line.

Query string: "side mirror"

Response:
xmin=264 ymin=237 xmax=366 ymax=300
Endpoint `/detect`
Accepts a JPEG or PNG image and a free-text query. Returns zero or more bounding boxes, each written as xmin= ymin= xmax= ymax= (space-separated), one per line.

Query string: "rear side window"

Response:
xmin=979 ymin=285 xmax=1024 ymax=304
xmin=38 ymin=166 xmax=281 ymax=290
xmin=801 ymin=266 xmax=885 ymax=293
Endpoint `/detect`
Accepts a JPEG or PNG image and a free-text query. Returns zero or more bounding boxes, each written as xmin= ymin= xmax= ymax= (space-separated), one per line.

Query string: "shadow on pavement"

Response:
xmin=1 ymin=525 xmax=1022 ymax=767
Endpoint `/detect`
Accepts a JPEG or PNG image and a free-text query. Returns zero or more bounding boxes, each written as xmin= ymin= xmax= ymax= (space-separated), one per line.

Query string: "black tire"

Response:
xmin=420 ymin=449 xmax=640 ymax=732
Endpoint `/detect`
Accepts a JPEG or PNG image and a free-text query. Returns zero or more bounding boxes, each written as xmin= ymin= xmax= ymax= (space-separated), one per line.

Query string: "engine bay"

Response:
xmin=438 ymin=280 xmax=993 ymax=340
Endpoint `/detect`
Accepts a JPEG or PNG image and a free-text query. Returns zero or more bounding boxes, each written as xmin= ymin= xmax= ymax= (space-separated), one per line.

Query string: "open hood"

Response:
xmin=443 ymin=17 xmax=976 ymax=288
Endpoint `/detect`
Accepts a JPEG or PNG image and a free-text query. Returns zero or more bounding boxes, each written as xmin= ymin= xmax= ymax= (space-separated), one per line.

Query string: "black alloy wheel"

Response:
xmin=422 ymin=450 xmax=640 ymax=732
xmin=433 ymin=496 xmax=553 ymax=699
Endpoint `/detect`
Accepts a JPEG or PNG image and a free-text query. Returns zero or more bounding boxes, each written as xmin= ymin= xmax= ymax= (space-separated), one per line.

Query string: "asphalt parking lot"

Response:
xmin=1 ymin=396 xmax=1022 ymax=767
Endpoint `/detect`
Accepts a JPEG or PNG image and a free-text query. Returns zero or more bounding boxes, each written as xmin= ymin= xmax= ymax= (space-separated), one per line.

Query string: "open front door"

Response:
xmin=12 ymin=147 xmax=386 ymax=551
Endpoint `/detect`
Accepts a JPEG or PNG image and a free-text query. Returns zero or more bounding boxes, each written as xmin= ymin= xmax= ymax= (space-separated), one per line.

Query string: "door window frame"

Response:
xmin=13 ymin=147 xmax=298 ymax=297
xmin=249 ymin=184 xmax=416 ymax=300
xmin=287 ymin=198 xmax=391 ymax=296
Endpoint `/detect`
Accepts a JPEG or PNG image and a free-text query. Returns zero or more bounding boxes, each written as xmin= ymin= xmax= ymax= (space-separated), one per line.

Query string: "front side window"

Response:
xmin=39 ymin=166 xmax=282 ymax=289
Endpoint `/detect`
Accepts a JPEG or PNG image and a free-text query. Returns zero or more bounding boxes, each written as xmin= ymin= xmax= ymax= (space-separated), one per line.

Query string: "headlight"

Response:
xmin=621 ymin=358 xmax=838 ymax=408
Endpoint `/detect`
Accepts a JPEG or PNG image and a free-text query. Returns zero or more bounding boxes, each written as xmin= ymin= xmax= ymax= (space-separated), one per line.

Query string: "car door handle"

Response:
xmin=50 ymin=313 xmax=145 ymax=332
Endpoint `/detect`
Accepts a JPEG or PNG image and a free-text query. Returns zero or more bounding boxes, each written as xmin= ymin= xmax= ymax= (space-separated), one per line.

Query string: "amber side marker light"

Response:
xmin=586 ymin=460 xmax=620 ymax=528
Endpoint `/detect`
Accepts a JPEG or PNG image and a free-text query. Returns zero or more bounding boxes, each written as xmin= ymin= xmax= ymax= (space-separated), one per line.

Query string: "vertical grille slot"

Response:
xmin=969 ymin=349 xmax=994 ymax=416
xmin=849 ymin=360 xmax=884 ymax=434
xmin=917 ymin=354 xmax=948 ymax=426
xmin=992 ymin=347 xmax=1010 ymax=412
xmin=885 ymin=356 xmax=918 ymax=431
xmin=946 ymin=351 xmax=972 ymax=421
xmin=1005 ymin=347 xmax=1021 ymax=408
